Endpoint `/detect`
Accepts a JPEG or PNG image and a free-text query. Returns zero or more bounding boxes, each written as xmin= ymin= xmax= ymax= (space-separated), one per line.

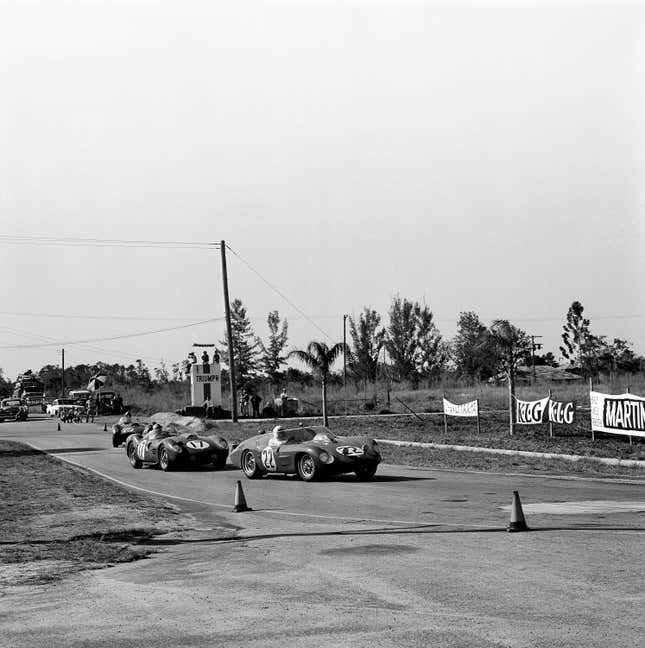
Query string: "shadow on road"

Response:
xmin=138 ymin=523 xmax=645 ymax=547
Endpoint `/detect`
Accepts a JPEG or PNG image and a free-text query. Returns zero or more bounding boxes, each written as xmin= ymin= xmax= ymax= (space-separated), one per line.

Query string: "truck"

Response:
xmin=13 ymin=371 xmax=45 ymax=407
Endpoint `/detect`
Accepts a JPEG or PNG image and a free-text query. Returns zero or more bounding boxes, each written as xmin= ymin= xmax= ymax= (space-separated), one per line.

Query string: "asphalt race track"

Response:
xmin=2 ymin=416 xmax=644 ymax=648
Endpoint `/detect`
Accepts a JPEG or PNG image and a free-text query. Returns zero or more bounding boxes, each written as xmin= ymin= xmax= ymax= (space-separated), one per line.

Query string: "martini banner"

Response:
xmin=590 ymin=391 xmax=645 ymax=438
xmin=443 ymin=398 xmax=479 ymax=417
xmin=515 ymin=396 xmax=550 ymax=425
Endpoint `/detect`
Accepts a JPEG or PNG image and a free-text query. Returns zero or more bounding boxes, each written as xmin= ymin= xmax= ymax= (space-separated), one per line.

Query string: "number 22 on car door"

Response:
xmin=261 ymin=446 xmax=277 ymax=471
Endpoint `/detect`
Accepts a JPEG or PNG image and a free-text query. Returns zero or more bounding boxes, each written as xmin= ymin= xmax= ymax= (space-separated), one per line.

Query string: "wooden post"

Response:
xmin=61 ymin=348 xmax=65 ymax=398
xmin=476 ymin=398 xmax=481 ymax=435
xmin=443 ymin=393 xmax=448 ymax=435
xmin=627 ymin=386 xmax=632 ymax=445
xmin=548 ymin=388 xmax=553 ymax=438
xmin=508 ymin=367 xmax=515 ymax=436
xmin=343 ymin=314 xmax=347 ymax=388
xmin=220 ymin=240 xmax=238 ymax=423
xmin=589 ymin=376 xmax=595 ymax=442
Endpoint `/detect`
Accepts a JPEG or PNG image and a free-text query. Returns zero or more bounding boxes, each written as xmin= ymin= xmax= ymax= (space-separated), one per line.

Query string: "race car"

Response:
xmin=111 ymin=415 xmax=145 ymax=447
xmin=229 ymin=425 xmax=381 ymax=482
xmin=125 ymin=423 xmax=229 ymax=471
xmin=0 ymin=398 xmax=29 ymax=422
xmin=46 ymin=398 xmax=85 ymax=418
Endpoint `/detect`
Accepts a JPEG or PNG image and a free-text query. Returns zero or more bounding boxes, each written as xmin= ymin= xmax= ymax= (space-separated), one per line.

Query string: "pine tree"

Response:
xmin=220 ymin=298 xmax=260 ymax=387
xmin=348 ymin=308 xmax=385 ymax=383
xmin=256 ymin=311 xmax=289 ymax=382
xmin=560 ymin=301 xmax=591 ymax=368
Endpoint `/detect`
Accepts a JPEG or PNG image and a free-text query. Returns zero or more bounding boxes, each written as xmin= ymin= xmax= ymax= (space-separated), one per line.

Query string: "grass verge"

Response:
xmin=0 ymin=440 xmax=191 ymax=586
xmin=211 ymin=414 xmax=645 ymax=480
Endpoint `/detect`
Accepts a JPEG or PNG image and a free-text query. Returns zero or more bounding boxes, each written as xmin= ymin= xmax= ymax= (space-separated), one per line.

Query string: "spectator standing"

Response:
xmin=251 ymin=392 xmax=262 ymax=418
xmin=240 ymin=390 xmax=250 ymax=417
xmin=203 ymin=397 xmax=213 ymax=419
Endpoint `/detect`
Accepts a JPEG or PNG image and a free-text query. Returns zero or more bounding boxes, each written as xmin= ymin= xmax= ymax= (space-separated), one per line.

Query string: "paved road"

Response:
xmin=2 ymin=417 xmax=644 ymax=647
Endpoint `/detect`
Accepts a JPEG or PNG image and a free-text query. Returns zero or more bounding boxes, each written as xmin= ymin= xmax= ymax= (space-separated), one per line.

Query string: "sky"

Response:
xmin=1 ymin=0 xmax=644 ymax=382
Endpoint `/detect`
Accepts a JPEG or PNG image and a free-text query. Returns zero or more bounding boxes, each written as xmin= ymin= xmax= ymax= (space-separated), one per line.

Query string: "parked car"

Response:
xmin=0 ymin=398 xmax=29 ymax=422
xmin=46 ymin=398 xmax=84 ymax=418
xmin=96 ymin=391 xmax=124 ymax=415
xmin=125 ymin=423 xmax=229 ymax=471
xmin=229 ymin=425 xmax=381 ymax=481
xmin=69 ymin=389 xmax=92 ymax=405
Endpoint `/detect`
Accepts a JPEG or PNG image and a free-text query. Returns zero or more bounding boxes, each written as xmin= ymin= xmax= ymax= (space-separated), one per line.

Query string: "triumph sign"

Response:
xmin=190 ymin=361 xmax=222 ymax=407
xmin=590 ymin=391 xmax=645 ymax=438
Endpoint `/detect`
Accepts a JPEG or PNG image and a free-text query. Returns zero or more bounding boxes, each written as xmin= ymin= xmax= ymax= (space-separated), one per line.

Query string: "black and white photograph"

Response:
xmin=1 ymin=1 xmax=644 ymax=646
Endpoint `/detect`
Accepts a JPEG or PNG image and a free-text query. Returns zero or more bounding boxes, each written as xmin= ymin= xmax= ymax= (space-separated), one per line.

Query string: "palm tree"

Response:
xmin=288 ymin=341 xmax=347 ymax=427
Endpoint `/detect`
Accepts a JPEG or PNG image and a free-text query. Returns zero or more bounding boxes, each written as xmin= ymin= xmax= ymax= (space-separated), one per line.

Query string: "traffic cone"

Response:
xmin=57 ymin=421 xmax=61 ymax=431
xmin=232 ymin=480 xmax=252 ymax=513
xmin=103 ymin=423 xmax=107 ymax=432
xmin=508 ymin=490 xmax=529 ymax=532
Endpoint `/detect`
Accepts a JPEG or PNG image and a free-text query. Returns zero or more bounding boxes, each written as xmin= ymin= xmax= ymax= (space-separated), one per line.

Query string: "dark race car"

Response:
xmin=229 ymin=425 xmax=381 ymax=482
xmin=125 ymin=423 xmax=229 ymax=471
xmin=111 ymin=416 xmax=145 ymax=447
xmin=0 ymin=398 xmax=29 ymax=422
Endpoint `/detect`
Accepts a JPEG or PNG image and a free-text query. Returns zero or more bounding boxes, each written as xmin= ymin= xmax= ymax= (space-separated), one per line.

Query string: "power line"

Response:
xmin=0 ymin=325 xmax=165 ymax=365
xmin=0 ymin=317 xmax=225 ymax=349
xmin=226 ymin=244 xmax=335 ymax=342
xmin=0 ymin=311 xmax=205 ymax=322
xmin=0 ymin=235 xmax=220 ymax=250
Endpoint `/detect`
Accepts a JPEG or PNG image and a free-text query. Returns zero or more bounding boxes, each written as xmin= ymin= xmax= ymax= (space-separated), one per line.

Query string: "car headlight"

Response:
xmin=166 ymin=442 xmax=182 ymax=452
xmin=318 ymin=451 xmax=334 ymax=464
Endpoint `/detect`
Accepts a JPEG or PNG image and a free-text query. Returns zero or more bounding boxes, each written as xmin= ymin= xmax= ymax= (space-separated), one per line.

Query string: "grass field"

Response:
xmin=0 ymin=441 xmax=192 ymax=585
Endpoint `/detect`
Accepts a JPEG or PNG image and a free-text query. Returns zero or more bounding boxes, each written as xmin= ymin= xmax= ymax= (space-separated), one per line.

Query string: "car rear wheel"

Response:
xmin=355 ymin=464 xmax=378 ymax=481
xmin=297 ymin=454 xmax=317 ymax=482
xmin=128 ymin=444 xmax=142 ymax=469
xmin=158 ymin=446 xmax=173 ymax=472
xmin=241 ymin=451 xmax=261 ymax=479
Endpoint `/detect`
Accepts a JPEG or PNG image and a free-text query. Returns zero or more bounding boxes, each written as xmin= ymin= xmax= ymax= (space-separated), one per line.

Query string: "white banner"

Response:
xmin=590 ymin=391 xmax=645 ymax=438
xmin=516 ymin=396 xmax=549 ymax=425
xmin=443 ymin=398 xmax=478 ymax=418
xmin=548 ymin=399 xmax=576 ymax=424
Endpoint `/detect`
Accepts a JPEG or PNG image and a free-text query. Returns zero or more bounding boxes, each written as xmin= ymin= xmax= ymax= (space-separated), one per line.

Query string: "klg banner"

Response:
xmin=443 ymin=398 xmax=479 ymax=418
xmin=548 ymin=399 xmax=575 ymax=424
xmin=590 ymin=391 xmax=645 ymax=438
xmin=516 ymin=396 xmax=550 ymax=425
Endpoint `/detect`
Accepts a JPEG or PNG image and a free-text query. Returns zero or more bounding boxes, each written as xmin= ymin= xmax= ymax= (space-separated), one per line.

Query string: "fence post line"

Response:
xmin=548 ymin=388 xmax=553 ymax=438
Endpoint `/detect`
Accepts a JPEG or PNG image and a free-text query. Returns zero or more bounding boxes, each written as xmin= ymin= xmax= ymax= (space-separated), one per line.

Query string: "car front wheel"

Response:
xmin=355 ymin=464 xmax=378 ymax=481
xmin=128 ymin=444 xmax=142 ymax=469
xmin=158 ymin=446 xmax=173 ymax=472
xmin=241 ymin=451 xmax=261 ymax=479
xmin=297 ymin=454 xmax=318 ymax=482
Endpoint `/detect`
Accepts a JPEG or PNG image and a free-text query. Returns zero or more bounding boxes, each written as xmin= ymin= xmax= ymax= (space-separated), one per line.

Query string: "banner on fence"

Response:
xmin=516 ymin=396 xmax=549 ymax=425
xmin=548 ymin=399 xmax=576 ymax=425
xmin=443 ymin=398 xmax=479 ymax=417
xmin=590 ymin=391 xmax=645 ymax=438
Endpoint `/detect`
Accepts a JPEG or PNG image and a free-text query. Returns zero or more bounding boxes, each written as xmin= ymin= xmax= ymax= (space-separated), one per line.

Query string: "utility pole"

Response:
xmin=61 ymin=348 xmax=65 ymax=398
xmin=531 ymin=335 xmax=543 ymax=383
xmin=343 ymin=314 xmax=347 ymax=388
xmin=220 ymin=240 xmax=238 ymax=422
